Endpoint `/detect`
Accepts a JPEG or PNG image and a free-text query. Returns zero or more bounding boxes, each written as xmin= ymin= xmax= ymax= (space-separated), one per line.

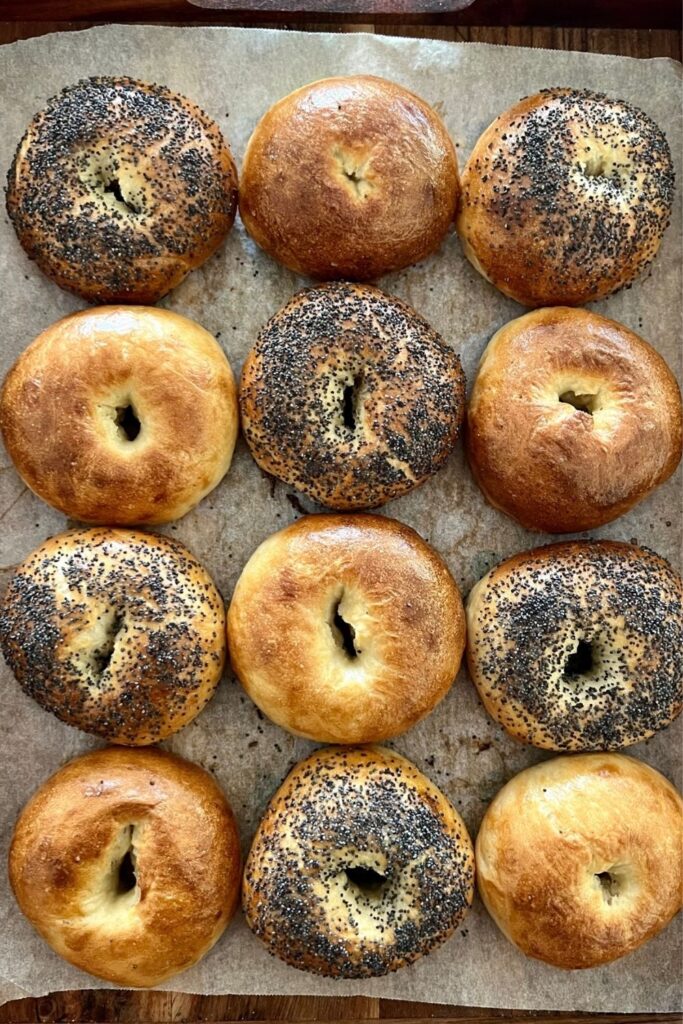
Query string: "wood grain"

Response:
xmin=0 ymin=0 xmax=680 ymax=26
xmin=2 ymin=992 xmax=682 ymax=1024
xmin=0 ymin=18 xmax=680 ymax=55
xmin=0 ymin=13 xmax=680 ymax=1024
xmin=190 ymin=0 xmax=681 ymax=25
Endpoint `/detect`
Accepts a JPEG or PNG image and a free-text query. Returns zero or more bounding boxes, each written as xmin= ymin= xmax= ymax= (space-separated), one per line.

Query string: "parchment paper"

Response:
xmin=0 ymin=25 xmax=680 ymax=1012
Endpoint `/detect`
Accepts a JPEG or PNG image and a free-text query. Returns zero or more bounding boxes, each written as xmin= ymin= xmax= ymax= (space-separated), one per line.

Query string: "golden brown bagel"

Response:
xmin=476 ymin=753 xmax=683 ymax=969
xmin=228 ymin=514 xmax=465 ymax=743
xmin=466 ymin=540 xmax=683 ymax=752
xmin=9 ymin=747 xmax=241 ymax=986
xmin=0 ymin=528 xmax=226 ymax=744
xmin=6 ymin=76 xmax=237 ymax=304
xmin=457 ymin=89 xmax=674 ymax=306
xmin=239 ymin=282 xmax=466 ymax=510
xmin=466 ymin=307 xmax=682 ymax=533
xmin=239 ymin=75 xmax=459 ymax=280
xmin=243 ymin=745 xmax=474 ymax=977
xmin=0 ymin=306 xmax=238 ymax=525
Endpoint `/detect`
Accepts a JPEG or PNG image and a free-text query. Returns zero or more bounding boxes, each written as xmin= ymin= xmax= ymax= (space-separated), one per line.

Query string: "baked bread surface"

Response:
xmin=6 ymin=76 xmax=237 ymax=303
xmin=476 ymin=752 xmax=683 ymax=968
xmin=466 ymin=307 xmax=682 ymax=532
xmin=228 ymin=513 xmax=465 ymax=743
xmin=9 ymin=746 xmax=241 ymax=986
xmin=0 ymin=306 xmax=238 ymax=525
xmin=243 ymin=745 xmax=474 ymax=977
xmin=240 ymin=75 xmax=459 ymax=280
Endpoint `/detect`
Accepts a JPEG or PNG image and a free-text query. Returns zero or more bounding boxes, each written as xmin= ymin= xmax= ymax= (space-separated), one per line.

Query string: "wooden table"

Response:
xmin=0 ymin=5 xmax=681 ymax=1023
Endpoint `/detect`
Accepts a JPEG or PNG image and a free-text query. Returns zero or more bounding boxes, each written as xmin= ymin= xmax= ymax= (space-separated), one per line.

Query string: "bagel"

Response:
xmin=466 ymin=307 xmax=682 ymax=533
xmin=476 ymin=753 xmax=683 ymax=968
xmin=240 ymin=282 xmax=466 ymax=510
xmin=466 ymin=540 xmax=682 ymax=751
xmin=0 ymin=306 xmax=238 ymax=525
xmin=0 ymin=528 xmax=226 ymax=745
xmin=228 ymin=513 xmax=465 ymax=743
xmin=6 ymin=76 xmax=237 ymax=303
xmin=457 ymin=89 xmax=674 ymax=306
xmin=9 ymin=747 xmax=241 ymax=986
xmin=243 ymin=745 xmax=474 ymax=977
xmin=239 ymin=75 xmax=458 ymax=280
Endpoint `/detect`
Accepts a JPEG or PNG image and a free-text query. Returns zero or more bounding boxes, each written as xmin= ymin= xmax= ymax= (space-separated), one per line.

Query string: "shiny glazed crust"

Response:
xmin=0 ymin=528 xmax=226 ymax=744
xmin=243 ymin=745 xmax=474 ymax=977
xmin=6 ymin=77 xmax=238 ymax=304
xmin=227 ymin=514 xmax=466 ymax=743
xmin=456 ymin=89 xmax=674 ymax=306
xmin=9 ymin=747 xmax=242 ymax=986
xmin=239 ymin=282 xmax=466 ymax=510
xmin=476 ymin=753 xmax=683 ymax=968
xmin=466 ymin=540 xmax=683 ymax=751
xmin=0 ymin=306 xmax=238 ymax=525
xmin=239 ymin=75 xmax=459 ymax=280
xmin=466 ymin=307 xmax=682 ymax=533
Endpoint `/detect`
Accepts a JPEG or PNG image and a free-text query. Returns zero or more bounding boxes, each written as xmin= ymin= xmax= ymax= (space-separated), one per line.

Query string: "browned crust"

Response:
xmin=243 ymin=745 xmax=474 ymax=977
xmin=227 ymin=514 xmax=466 ymax=743
xmin=476 ymin=753 xmax=683 ymax=968
xmin=0 ymin=527 xmax=226 ymax=744
xmin=466 ymin=306 xmax=682 ymax=533
xmin=6 ymin=77 xmax=237 ymax=304
xmin=456 ymin=88 xmax=674 ymax=306
xmin=9 ymin=746 xmax=242 ymax=986
xmin=0 ymin=306 xmax=238 ymax=525
xmin=239 ymin=75 xmax=459 ymax=280
xmin=465 ymin=539 xmax=683 ymax=752
xmin=239 ymin=282 xmax=466 ymax=510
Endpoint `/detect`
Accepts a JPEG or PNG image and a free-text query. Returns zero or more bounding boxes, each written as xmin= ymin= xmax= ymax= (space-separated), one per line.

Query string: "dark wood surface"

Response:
xmin=0 ymin=12 xmax=681 ymax=1024
xmin=0 ymin=0 xmax=681 ymax=27
xmin=0 ymin=15 xmax=681 ymax=56
xmin=1 ymin=992 xmax=682 ymax=1024
xmin=191 ymin=0 xmax=680 ymax=25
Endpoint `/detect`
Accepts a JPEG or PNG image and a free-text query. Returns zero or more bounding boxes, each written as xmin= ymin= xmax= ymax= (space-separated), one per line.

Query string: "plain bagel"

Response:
xmin=228 ymin=514 xmax=466 ymax=743
xmin=239 ymin=75 xmax=459 ymax=280
xmin=466 ymin=307 xmax=682 ymax=533
xmin=9 ymin=746 xmax=241 ymax=986
xmin=0 ymin=306 xmax=238 ymax=525
xmin=476 ymin=753 xmax=683 ymax=968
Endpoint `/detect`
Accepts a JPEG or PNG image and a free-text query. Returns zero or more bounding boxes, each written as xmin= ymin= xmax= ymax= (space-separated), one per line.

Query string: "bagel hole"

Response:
xmin=342 ymin=374 xmax=363 ymax=433
xmin=117 ymin=848 xmax=137 ymax=895
xmin=115 ymin=403 xmax=141 ymax=442
xmin=595 ymin=870 xmax=620 ymax=904
xmin=564 ymin=639 xmax=594 ymax=679
xmin=91 ymin=611 xmax=124 ymax=678
xmin=334 ymin=149 xmax=374 ymax=200
xmin=582 ymin=151 xmax=608 ymax=178
xmin=103 ymin=177 xmax=140 ymax=214
xmin=331 ymin=600 xmax=358 ymax=659
xmin=345 ymin=865 xmax=387 ymax=895
xmin=559 ymin=390 xmax=598 ymax=416
xmin=112 ymin=824 xmax=138 ymax=898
